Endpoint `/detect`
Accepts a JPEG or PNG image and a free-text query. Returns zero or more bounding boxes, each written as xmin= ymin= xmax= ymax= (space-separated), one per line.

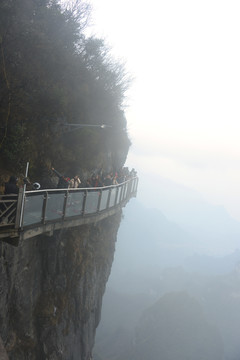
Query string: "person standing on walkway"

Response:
xmin=51 ymin=168 xmax=70 ymax=189
xmin=4 ymin=176 xmax=19 ymax=195
xmin=69 ymin=175 xmax=81 ymax=188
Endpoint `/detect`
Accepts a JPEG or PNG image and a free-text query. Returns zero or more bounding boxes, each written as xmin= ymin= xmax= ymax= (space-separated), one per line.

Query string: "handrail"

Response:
xmin=0 ymin=195 xmax=18 ymax=227
xmin=22 ymin=177 xmax=138 ymax=228
xmin=0 ymin=177 xmax=138 ymax=237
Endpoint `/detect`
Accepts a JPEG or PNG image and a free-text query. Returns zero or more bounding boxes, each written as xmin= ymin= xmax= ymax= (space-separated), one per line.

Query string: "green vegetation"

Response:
xmin=0 ymin=0 xmax=131 ymax=179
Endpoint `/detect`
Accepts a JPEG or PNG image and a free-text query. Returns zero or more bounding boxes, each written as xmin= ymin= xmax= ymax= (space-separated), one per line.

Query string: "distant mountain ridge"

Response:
xmin=184 ymin=249 xmax=240 ymax=275
xmin=94 ymin=188 xmax=240 ymax=360
xmin=137 ymin=174 xmax=240 ymax=255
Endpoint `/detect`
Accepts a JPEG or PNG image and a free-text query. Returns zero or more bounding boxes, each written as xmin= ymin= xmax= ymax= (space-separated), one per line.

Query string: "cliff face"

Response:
xmin=0 ymin=212 xmax=122 ymax=359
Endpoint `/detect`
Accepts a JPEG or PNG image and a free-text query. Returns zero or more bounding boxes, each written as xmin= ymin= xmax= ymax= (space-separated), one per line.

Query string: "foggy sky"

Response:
xmin=88 ymin=0 xmax=240 ymax=221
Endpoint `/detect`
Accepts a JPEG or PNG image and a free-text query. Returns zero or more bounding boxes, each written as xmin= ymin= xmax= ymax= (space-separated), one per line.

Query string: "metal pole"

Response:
xmin=97 ymin=189 xmax=103 ymax=212
xmin=62 ymin=190 xmax=69 ymax=220
xmin=63 ymin=123 xmax=111 ymax=128
xmin=62 ymin=124 xmax=112 ymax=134
xmin=19 ymin=162 xmax=29 ymax=228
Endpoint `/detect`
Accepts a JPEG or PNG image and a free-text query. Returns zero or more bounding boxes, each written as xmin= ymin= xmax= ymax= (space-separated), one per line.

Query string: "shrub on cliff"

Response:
xmin=0 ymin=0 xmax=131 ymax=178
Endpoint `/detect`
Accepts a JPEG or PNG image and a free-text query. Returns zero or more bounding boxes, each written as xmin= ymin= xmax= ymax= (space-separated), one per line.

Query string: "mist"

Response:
xmin=93 ymin=172 xmax=240 ymax=360
xmin=87 ymin=1 xmax=240 ymax=359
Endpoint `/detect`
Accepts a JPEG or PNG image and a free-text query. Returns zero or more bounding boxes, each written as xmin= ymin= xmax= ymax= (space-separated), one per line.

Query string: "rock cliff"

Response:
xmin=0 ymin=212 xmax=122 ymax=359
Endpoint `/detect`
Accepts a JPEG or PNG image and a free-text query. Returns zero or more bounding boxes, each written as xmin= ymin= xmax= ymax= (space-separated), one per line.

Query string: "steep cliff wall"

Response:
xmin=0 ymin=212 xmax=122 ymax=360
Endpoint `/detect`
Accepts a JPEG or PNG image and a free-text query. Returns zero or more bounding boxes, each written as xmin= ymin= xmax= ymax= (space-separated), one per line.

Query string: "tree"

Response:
xmin=0 ymin=0 xmax=131 ymax=178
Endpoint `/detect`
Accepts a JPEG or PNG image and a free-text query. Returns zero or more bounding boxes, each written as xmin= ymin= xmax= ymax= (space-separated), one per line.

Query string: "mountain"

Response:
xmin=94 ymin=197 xmax=240 ymax=360
xmin=133 ymin=291 xmax=224 ymax=360
xmin=184 ymin=249 xmax=240 ymax=275
xmin=137 ymin=174 xmax=240 ymax=255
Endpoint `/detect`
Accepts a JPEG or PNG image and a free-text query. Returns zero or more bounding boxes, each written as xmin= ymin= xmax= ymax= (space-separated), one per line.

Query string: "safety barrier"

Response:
xmin=0 ymin=177 xmax=138 ymax=244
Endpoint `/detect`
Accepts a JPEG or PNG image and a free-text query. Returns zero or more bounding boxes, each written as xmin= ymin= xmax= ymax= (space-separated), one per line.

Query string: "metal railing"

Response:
xmin=0 ymin=195 xmax=18 ymax=227
xmin=0 ymin=177 xmax=138 ymax=232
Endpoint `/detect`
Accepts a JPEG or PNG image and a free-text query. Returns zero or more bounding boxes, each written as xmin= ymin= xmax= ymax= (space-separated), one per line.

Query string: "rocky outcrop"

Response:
xmin=0 ymin=212 xmax=122 ymax=359
xmin=0 ymin=335 xmax=9 ymax=359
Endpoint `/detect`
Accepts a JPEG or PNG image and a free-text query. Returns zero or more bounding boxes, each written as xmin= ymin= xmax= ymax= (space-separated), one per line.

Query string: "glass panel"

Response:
xmin=109 ymin=188 xmax=117 ymax=208
xmin=127 ymin=182 xmax=131 ymax=197
xmin=130 ymin=179 xmax=135 ymax=194
xmin=131 ymin=179 xmax=135 ymax=193
xmin=99 ymin=189 xmax=109 ymax=211
xmin=115 ymin=187 xmax=121 ymax=205
xmin=134 ymin=178 xmax=138 ymax=192
xmin=65 ymin=191 xmax=85 ymax=217
xmin=121 ymin=184 xmax=125 ymax=200
xmin=45 ymin=192 xmax=65 ymax=221
xmin=85 ymin=191 xmax=100 ymax=214
xmin=123 ymin=183 xmax=128 ymax=200
xmin=118 ymin=186 xmax=124 ymax=203
xmin=130 ymin=179 xmax=135 ymax=193
xmin=23 ymin=194 xmax=44 ymax=226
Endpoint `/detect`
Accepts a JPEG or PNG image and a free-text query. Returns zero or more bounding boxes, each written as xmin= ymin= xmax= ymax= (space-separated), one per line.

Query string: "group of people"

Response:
xmin=52 ymin=166 xmax=137 ymax=190
xmin=2 ymin=166 xmax=137 ymax=195
xmin=51 ymin=168 xmax=80 ymax=189
xmin=3 ymin=176 xmax=41 ymax=195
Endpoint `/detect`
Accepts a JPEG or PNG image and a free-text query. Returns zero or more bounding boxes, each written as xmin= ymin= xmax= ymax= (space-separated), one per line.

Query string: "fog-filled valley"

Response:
xmin=93 ymin=179 xmax=240 ymax=360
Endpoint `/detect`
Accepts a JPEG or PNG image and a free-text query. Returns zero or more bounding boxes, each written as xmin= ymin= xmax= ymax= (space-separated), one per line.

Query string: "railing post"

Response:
xmin=18 ymin=161 xmax=29 ymax=229
xmin=123 ymin=182 xmax=127 ymax=200
xmin=131 ymin=178 xmax=134 ymax=194
xmin=134 ymin=177 xmax=139 ymax=194
xmin=106 ymin=188 xmax=111 ymax=209
xmin=126 ymin=180 xmax=131 ymax=199
xmin=97 ymin=189 xmax=102 ymax=212
xmin=82 ymin=190 xmax=87 ymax=215
xmin=62 ymin=191 xmax=69 ymax=220
xmin=41 ymin=192 xmax=48 ymax=224
xmin=131 ymin=178 xmax=134 ymax=195
xmin=15 ymin=188 xmax=24 ymax=229
xmin=118 ymin=184 xmax=123 ymax=203
xmin=114 ymin=186 xmax=119 ymax=206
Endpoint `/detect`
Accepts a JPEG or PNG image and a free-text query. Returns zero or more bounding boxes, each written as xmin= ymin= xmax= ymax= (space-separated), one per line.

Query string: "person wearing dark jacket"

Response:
xmin=103 ymin=174 xmax=112 ymax=186
xmin=91 ymin=174 xmax=103 ymax=187
xmin=4 ymin=176 xmax=19 ymax=195
xmin=51 ymin=168 xmax=70 ymax=189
